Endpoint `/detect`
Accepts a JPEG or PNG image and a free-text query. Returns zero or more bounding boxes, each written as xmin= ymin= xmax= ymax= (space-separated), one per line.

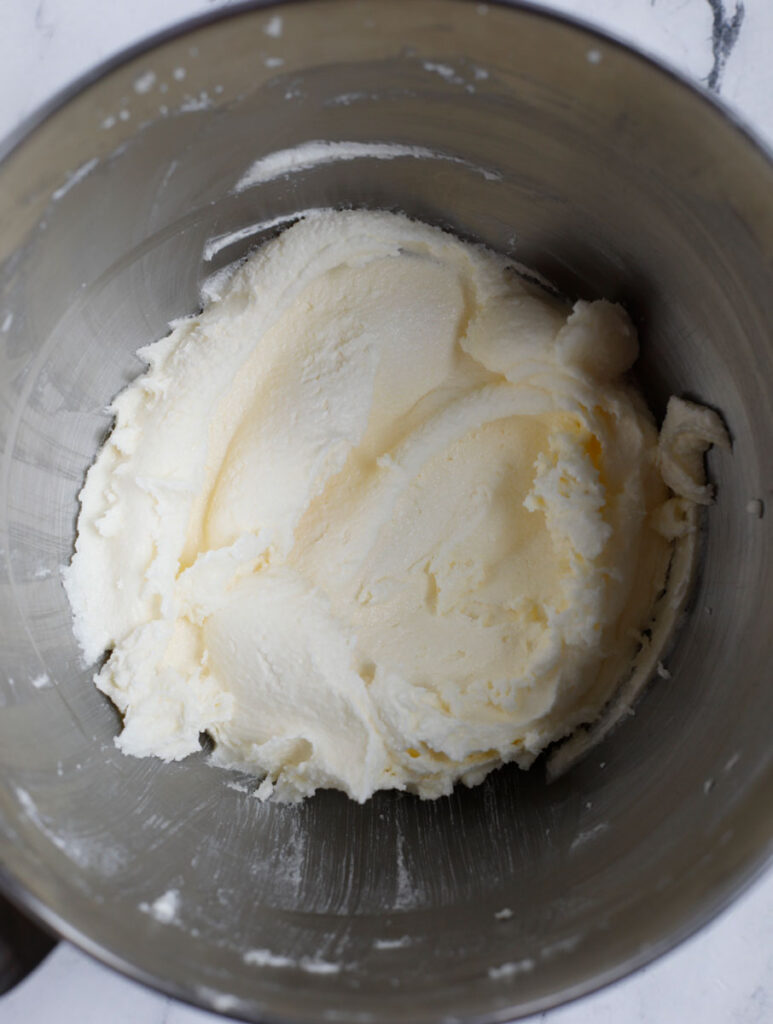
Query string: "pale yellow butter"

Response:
xmin=64 ymin=210 xmax=726 ymax=802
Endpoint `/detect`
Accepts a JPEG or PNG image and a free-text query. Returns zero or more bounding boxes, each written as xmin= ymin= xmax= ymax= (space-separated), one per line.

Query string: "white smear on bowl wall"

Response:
xmin=488 ymin=958 xmax=535 ymax=980
xmin=133 ymin=71 xmax=156 ymax=94
xmin=263 ymin=15 xmax=283 ymax=37
xmin=234 ymin=140 xmax=500 ymax=192
xmin=244 ymin=948 xmax=296 ymax=968
xmin=373 ymin=936 xmax=412 ymax=950
xmin=52 ymin=158 xmax=99 ymax=201
xmin=140 ymin=889 xmax=181 ymax=924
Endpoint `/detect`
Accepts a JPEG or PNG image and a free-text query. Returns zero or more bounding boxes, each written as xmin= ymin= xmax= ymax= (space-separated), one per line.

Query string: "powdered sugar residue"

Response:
xmin=570 ymin=822 xmax=609 ymax=850
xmin=488 ymin=958 xmax=535 ymax=980
xmin=244 ymin=948 xmax=341 ymax=974
xmin=15 ymin=786 xmax=125 ymax=874
xmin=422 ymin=61 xmax=464 ymax=85
xmin=140 ymin=888 xmax=181 ymax=924
xmin=52 ymin=158 xmax=99 ymax=201
xmin=263 ymin=15 xmax=283 ymax=37
xmin=133 ymin=71 xmax=157 ymax=94
xmin=234 ymin=141 xmax=500 ymax=192
xmin=393 ymin=827 xmax=416 ymax=909
xmin=245 ymin=948 xmax=296 ymax=968
xmin=373 ymin=935 xmax=412 ymax=950
xmin=203 ymin=209 xmax=324 ymax=261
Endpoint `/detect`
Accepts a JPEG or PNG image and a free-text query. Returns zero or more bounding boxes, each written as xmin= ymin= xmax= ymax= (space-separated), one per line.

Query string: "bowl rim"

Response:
xmin=1 ymin=1 xmax=772 ymax=1021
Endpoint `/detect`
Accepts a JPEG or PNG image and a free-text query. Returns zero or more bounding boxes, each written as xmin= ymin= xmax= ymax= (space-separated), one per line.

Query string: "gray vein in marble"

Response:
xmin=33 ymin=0 xmax=55 ymax=40
xmin=706 ymin=0 xmax=745 ymax=91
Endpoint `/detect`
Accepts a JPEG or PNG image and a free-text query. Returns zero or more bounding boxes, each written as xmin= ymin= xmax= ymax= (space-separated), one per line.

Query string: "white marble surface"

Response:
xmin=1 ymin=1 xmax=773 ymax=1022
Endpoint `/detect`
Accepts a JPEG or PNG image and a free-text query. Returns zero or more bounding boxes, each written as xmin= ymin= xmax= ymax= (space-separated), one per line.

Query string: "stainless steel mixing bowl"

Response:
xmin=1 ymin=2 xmax=772 ymax=1021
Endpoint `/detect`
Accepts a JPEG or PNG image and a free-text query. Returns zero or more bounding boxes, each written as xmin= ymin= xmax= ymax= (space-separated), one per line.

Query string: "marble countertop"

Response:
xmin=1 ymin=1 xmax=772 ymax=1022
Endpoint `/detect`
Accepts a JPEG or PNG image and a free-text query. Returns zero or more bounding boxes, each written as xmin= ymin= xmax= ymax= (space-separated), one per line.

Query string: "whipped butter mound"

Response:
xmin=64 ymin=210 xmax=727 ymax=802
